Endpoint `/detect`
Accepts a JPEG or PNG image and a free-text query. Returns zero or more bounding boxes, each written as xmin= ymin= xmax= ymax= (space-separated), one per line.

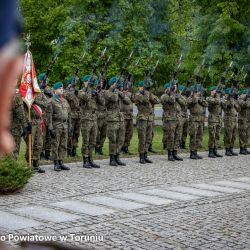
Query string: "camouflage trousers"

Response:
xmin=180 ymin=117 xmax=189 ymax=144
xmin=163 ymin=119 xmax=181 ymax=151
xmin=81 ymin=120 xmax=97 ymax=157
xmin=208 ymin=122 xmax=221 ymax=148
xmin=68 ymin=117 xmax=81 ymax=150
xmin=96 ymin=116 xmax=107 ymax=147
xmin=149 ymin=120 xmax=155 ymax=145
xmin=238 ymin=119 xmax=250 ymax=148
xmin=10 ymin=127 xmax=23 ymax=160
xmin=189 ymin=121 xmax=204 ymax=151
xmin=51 ymin=126 xmax=68 ymax=160
xmin=43 ymin=125 xmax=51 ymax=151
xmin=224 ymin=120 xmax=237 ymax=148
xmin=137 ymin=119 xmax=153 ymax=153
xmin=123 ymin=119 xmax=133 ymax=147
xmin=25 ymin=121 xmax=43 ymax=161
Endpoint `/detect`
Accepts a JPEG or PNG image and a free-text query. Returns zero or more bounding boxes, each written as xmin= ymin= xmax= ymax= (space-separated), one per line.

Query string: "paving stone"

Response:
xmin=13 ymin=206 xmax=81 ymax=223
xmin=233 ymin=177 xmax=250 ymax=184
xmin=113 ymin=192 xmax=176 ymax=205
xmin=85 ymin=196 xmax=148 ymax=210
xmin=189 ymin=183 xmax=243 ymax=194
xmin=140 ymin=189 xmax=201 ymax=201
xmin=52 ymin=200 xmax=115 ymax=216
xmin=165 ymin=186 xmax=223 ymax=197
xmin=213 ymin=180 xmax=250 ymax=190
xmin=0 ymin=211 xmax=43 ymax=230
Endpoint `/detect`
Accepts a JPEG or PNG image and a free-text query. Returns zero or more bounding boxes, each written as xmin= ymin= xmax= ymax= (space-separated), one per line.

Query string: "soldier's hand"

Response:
xmin=118 ymin=91 xmax=124 ymax=98
xmin=74 ymin=89 xmax=79 ymax=95
xmin=92 ymin=90 xmax=98 ymax=97
xmin=49 ymin=129 xmax=56 ymax=139
xmin=139 ymin=90 xmax=144 ymax=95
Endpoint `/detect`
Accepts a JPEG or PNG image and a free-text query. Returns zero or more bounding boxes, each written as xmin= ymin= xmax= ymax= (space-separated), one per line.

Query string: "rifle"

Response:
xmin=169 ymin=53 xmax=183 ymax=92
xmin=124 ymin=58 xmax=140 ymax=91
xmin=98 ymin=55 xmax=111 ymax=92
xmin=144 ymin=52 xmax=154 ymax=89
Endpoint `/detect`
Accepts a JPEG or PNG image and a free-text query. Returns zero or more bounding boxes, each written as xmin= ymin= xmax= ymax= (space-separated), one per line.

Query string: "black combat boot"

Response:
xmin=88 ymin=156 xmax=100 ymax=168
xmin=40 ymin=151 xmax=45 ymax=160
xmin=99 ymin=147 xmax=103 ymax=155
xmin=239 ymin=147 xmax=248 ymax=155
xmin=58 ymin=160 xmax=70 ymax=170
xmin=115 ymin=154 xmax=126 ymax=166
xmin=195 ymin=150 xmax=203 ymax=159
xmin=83 ymin=157 xmax=91 ymax=168
xmin=181 ymin=139 xmax=186 ymax=149
xmin=67 ymin=149 xmax=72 ymax=157
xmin=208 ymin=148 xmax=216 ymax=158
xmin=190 ymin=150 xmax=197 ymax=160
xmin=168 ymin=150 xmax=175 ymax=161
xmin=139 ymin=153 xmax=146 ymax=164
xmin=71 ymin=147 xmax=77 ymax=157
xmin=245 ymin=147 xmax=250 ymax=154
xmin=33 ymin=160 xmax=45 ymax=173
xmin=54 ymin=160 xmax=61 ymax=171
xmin=230 ymin=147 xmax=238 ymax=156
xmin=144 ymin=152 xmax=153 ymax=163
xmin=148 ymin=144 xmax=157 ymax=153
xmin=120 ymin=146 xmax=126 ymax=154
xmin=110 ymin=154 xmax=118 ymax=166
xmin=44 ymin=150 xmax=51 ymax=160
xmin=163 ymin=143 xmax=167 ymax=150
xmin=213 ymin=148 xmax=223 ymax=157
xmin=123 ymin=146 xmax=130 ymax=154
xmin=95 ymin=146 xmax=100 ymax=155
xmin=225 ymin=148 xmax=232 ymax=156
xmin=173 ymin=150 xmax=183 ymax=161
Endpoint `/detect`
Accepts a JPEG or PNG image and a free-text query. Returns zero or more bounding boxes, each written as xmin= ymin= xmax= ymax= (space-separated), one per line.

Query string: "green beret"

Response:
xmin=189 ymin=85 xmax=194 ymax=91
xmin=53 ymin=82 xmax=63 ymax=90
xmin=89 ymin=78 xmax=99 ymax=86
xmin=238 ymin=89 xmax=247 ymax=95
xmin=224 ymin=88 xmax=231 ymax=94
xmin=164 ymin=83 xmax=171 ymax=89
xmin=109 ymin=76 xmax=118 ymax=86
xmin=67 ymin=77 xmax=74 ymax=84
xmin=82 ymin=75 xmax=90 ymax=82
xmin=179 ymin=85 xmax=185 ymax=91
xmin=38 ymin=73 xmax=46 ymax=81
xmin=138 ymin=81 xmax=145 ymax=87
xmin=209 ymin=86 xmax=216 ymax=92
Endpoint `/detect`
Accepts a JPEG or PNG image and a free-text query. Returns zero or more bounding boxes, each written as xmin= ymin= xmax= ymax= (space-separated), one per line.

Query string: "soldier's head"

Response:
xmin=138 ymin=80 xmax=144 ymax=91
xmin=164 ymin=82 xmax=171 ymax=93
xmin=172 ymin=79 xmax=178 ymax=92
xmin=109 ymin=76 xmax=118 ymax=90
xmin=239 ymin=89 xmax=247 ymax=99
xmin=89 ymin=78 xmax=98 ymax=90
xmin=82 ymin=75 xmax=90 ymax=88
xmin=53 ymin=82 xmax=63 ymax=95
xmin=209 ymin=86 xmax=217 ymax=96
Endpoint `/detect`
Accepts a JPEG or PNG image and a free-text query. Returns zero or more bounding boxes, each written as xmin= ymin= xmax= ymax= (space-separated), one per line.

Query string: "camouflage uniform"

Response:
xmin=187 ymin=94 xmax=207 ymax=159
xmin=238 ymin=96 xmax=250 ymax=154
xmin=179 ymin=95 xmax=189 ymax=149
xmin=64 ymin=87 xmax=81 ymax=156
xmin=10 ymin=92 xmax=28 ymax=159
xmin=222 ymin=96 xmax=240 ymax=155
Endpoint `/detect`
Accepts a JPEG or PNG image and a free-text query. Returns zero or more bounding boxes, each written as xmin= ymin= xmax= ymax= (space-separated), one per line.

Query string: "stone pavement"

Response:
xmin=0 ymin=151 xmax=250 ymax=249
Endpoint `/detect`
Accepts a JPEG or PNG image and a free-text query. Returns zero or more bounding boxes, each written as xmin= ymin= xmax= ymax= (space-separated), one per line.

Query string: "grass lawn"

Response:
xmin=18 ymin=125 xmax=247 ymax=164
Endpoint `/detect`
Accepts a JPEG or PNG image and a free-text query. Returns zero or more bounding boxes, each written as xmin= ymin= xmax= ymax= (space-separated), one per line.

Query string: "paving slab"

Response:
xmin=233 ymin=177 xmax=250 ymax=184
xmin=85 ymin=196 xmax=148 ymax=210
xmin=212 ymin=180 xmax=250 ymax=190
xmin=0 ymin=211 xmax=43 ymax=230
xmin=140 ymin=189 xmax=201 ymax=201
xmin=52 ymin=200 xmax=115 ymax=216
xmin=189 ymin=183 xmax=243 ymax=194
xmin=13 ymin=206 xmax=81 ymax=223
xmin=113 ymin=192 xmax=176 ymax=205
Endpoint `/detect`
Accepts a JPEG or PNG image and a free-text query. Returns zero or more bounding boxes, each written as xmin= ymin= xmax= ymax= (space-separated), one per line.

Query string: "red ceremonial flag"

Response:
xmin=19 ymin=50 xmax=41 ymax=108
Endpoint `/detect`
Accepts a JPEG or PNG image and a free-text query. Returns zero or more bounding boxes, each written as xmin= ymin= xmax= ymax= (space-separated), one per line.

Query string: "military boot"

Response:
xmin=44 ymin=150 xmax=51 ymax=160
xmin=208 ymin=148 xmax=216 ymax=158
xmin=225 ymin=148 xmax=232 ymax=156
xmin=54 ymin=160 xmax=61 ymax=171
xmin=230 ymin=147 xmax=238 ymax=156
xmin=95 ymin=146 xmax=100 ymax=155
xmin=83 ymin=157 xmax=91 ymax=168
xmin=213 ymin=148 xmax=223 ymax=157
xmin=139 ymin=153 xmax=146 ymax=164
xmin=163 ymin=143 xmax=167 ymax=150
xmin=120 ymin=146 xmax=126 ymax=154
xmin=58 ymin=160 xmax=70 ymax=170
xmin=190 ymin=150 xmax=197 ymax=160
xmin=173 ymin=150 xmax=183 ymax=161
xmin=144 ymin=152 xmax=153 ymax=163
xmin=40 ymin=151 xmax=45 ymax=160
xmin=88 ymin=156 xmax=100 ymax=168
xmin=181 ymin=140 xmax=186 ymax=149
xmin=195 ymin=150 xmax=203 ymax=159
xmin=99 ymin=147 xmax=103 ymax=155
xmin=115 ymin=154 xmax=126 ymax=166
xmin=67 ymin=149 xmax=72 ymax=157
xmin=168 ymin=150 xmax=175 ymax=161
xmin=245 ymin=147 xmax=250 ymax=154
xmin=71 ymin=146 xmax=77 ymax=157
xmin=110 ymin=154 xmax=118 ymax=166
xmin=123 ymin=147 xmax=130 ymax=154
xmin=33 ymin=160 xmax=45 ymax=173
xmin=239 ymin=147 xmax=248 ymax=155
xmin=148 ymin=144 xmax=157 ymax=153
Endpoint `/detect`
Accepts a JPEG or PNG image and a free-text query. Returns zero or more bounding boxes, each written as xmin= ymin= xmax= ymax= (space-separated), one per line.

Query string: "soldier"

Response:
xmin=10 ymin=91 xmax=31 ymax=160
xmin=79 ymin=75 xmax=104 ymax=168
xmin=237 ymin=89 xmax=250 ymax=154
xmin=206 ymin=86 xmax=223 ymax=158
xmin=161 ymin=81 xmax=184 ymax=161
xmin=104 ymin=77 xmax=127 ymax=166
xmin=64 ymin=77 xmax=81 ymax=157
xmin=47 ymin=82 xmax=71 ymax=171
xmin=95 ymin=79 xmax=107 ymax=155
xmin=134 ymin=81 xmax=159 ymax=164
xmin=222 ymin=87 xmax=240 ymax=156
xmin=187 ymin=85 xmax=208 ymax=159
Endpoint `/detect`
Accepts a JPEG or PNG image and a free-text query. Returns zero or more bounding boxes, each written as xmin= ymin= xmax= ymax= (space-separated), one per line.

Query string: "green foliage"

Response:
xmin=0 ymin=155 xmax=33 ymax=194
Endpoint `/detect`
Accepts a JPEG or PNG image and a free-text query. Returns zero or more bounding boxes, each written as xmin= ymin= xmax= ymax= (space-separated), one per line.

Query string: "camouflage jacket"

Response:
xmin=238 ymin=97 xmax=250 ymax=121
xmin=43 ymin=86 xmax=54 ymax=98
xmin=97 ymin=90 xmax=107 ymax=119
xmin=187 ymin=96 xmax=208 ymax=122
xmin=179 ymin=95 xmax=188 ymax=119
xmin=207 ymin=95 xmax=224 ymax=123
xmin=79 ymin=89 xmax=105 ymax=121
xmin=221 ymin=97 xmax=240 ymax=122
xmin=134 ymin=90 xmax=159 ymax=121
xmin=120 ymin=91 xmax=134 ymax=120
xmin=64 ymin=88 xmax=81 ymax=119
xmin=161 ymin=93 xmax=184 ymax=121
xmin=47 ymin=95 xmax=71 ymax=130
